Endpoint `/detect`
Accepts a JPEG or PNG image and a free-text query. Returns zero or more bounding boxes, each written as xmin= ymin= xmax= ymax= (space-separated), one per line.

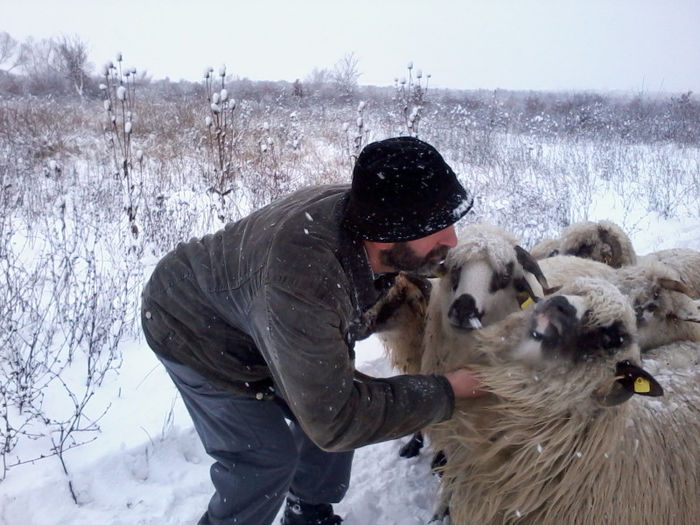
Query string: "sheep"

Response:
xmin=537 ymin=255 xmax=700 ymax=350
xmin=420 ymin=223 xmax=549 ymax=376
xmin=372 ymin=223 xmax=549 ymax=458
xmin=427 ymin=277 xmax=699 ymax=525
xmin=365 ymin=271 xmax=432 ymax=375
xmin=640 ymin=247 xmax=700 ymax=298
xmin=527 ymin=236 xmax=560 ymax=260
xmin=536 ymin=254 xmax=616 ymax=287
xmin=530 ymin=220 xmax=637 ymax=267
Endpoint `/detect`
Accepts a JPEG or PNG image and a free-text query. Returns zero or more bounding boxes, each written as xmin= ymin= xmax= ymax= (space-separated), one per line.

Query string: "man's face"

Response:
xmin=378 ymin=225 xmax=457 ymax=275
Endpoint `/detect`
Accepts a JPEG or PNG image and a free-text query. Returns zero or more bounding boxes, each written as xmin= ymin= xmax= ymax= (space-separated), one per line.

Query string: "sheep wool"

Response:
xmin=530 ymin=220 xmax=638 ymax=268
xmin=640 ymin=247 xmax=700 ymax=298
xmin=428 ymin=279 xmax=699 ymax=525
xmin=538 ymin=255 xmax=700 ymax=350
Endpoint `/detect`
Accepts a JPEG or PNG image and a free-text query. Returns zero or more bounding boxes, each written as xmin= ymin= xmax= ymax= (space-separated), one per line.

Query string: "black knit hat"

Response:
xmin=342 ymin=137 xmax=472 ymax=242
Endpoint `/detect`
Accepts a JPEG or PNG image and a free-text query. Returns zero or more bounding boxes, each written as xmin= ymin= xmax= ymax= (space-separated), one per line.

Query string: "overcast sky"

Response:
xmin=3 ymin=0 xmax=699 ymax=93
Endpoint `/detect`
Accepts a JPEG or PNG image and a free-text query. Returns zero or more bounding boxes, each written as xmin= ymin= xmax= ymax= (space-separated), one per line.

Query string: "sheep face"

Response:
xmin=436 ymin=242 xmax=546 ymax=334
xmin=615 ymin=265 xmax=700 ymax=349
xmin=504 ymin=278 xmax=662 ymax=406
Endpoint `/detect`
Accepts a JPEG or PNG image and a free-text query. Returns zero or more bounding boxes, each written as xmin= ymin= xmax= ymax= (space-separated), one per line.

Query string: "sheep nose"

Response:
xmin=448 ymin=294 xmax=483 ymax=330
xmin=533 ymin=295 xmax=579 ymax=343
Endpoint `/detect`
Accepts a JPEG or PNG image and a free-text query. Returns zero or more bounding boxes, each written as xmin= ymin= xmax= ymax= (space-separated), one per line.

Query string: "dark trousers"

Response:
xmin=159 ymin=358 xmax=354 ymax=525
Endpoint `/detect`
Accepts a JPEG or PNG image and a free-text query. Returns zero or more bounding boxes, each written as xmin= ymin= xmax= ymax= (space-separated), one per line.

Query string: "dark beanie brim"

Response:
xmin=342 ymin=137 xmax=472 ymax=242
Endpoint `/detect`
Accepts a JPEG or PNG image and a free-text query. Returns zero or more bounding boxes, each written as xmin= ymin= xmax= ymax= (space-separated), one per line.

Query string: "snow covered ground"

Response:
xmin=1 ymin=207 xmax=698 ymax=524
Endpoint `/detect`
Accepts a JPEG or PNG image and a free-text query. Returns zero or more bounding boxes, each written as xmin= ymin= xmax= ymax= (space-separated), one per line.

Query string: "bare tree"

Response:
xmin=332 ymin=52 xmax=361 ymax=100
xmin=15 ymin=37 xmax=63 ymax=94
xmin=56 ymin=35 xmax=91 ymax=97
xmin=305 ymin=66 xmax=332 ymax=85
xmin=0 ymin=32 xmax=22 ymax=73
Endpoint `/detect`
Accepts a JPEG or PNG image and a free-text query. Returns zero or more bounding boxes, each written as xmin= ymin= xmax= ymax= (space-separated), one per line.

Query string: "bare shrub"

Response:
xmin=342 ymin=100 xmax=370 ymax=162
xmin=101 ymin=52 xmax=143 ymax=247
xmin=0 ymin=191 xmax=137 ymax=496
xmin=393 ymin=62 xmax=431 ymax=137
xmin=202 ymin=64 xmax=242 ymax=222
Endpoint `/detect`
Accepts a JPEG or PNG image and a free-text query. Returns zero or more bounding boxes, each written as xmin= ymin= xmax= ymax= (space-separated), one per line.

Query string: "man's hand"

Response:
xmin=444 ymin=368 xmax=485 ymax=399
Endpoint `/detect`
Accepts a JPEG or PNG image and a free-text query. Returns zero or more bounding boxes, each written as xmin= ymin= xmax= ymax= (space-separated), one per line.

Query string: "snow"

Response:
xmin=1 ymin=178 xmax=698 ymax=524
xmin=2 ymin=213 xmax=699 ymax=524
xmin=0 ymin=328 xmax=444 ymax=524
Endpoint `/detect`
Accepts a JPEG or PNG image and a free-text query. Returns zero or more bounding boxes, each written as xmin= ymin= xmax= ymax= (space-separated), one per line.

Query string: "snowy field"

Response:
xmin=1 ymin=80 xmax=698 ymax=524
xmin=1 ymin=206 xmax=698 ymax=525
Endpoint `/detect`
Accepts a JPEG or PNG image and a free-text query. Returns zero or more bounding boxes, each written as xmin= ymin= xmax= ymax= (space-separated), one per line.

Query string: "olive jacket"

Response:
xmin=141 ymin=184 xmax=454 ymax=451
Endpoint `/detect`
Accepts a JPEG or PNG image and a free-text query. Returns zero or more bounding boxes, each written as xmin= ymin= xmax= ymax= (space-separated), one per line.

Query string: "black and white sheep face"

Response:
xmin=437 ymin=248 xmax=544 ymax=334
xmin=516 ymin=293 xmax=634 ymax=364
xmin=510 ymin=278 xmax=662 ymax=405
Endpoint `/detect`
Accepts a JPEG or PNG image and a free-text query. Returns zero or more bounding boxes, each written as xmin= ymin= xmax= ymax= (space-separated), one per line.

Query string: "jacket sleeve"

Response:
xmin=248 ymin=279 xmax=455 ymax=452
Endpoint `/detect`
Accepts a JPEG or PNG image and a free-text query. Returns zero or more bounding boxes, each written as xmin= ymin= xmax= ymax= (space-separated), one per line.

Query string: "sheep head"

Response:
xmin=615 ymin=262 xmax=700 ymax=349
xmin=433 ymin=224 xmax=548 ymax=334
xmin=560 ymin=220 xmax=637 ymax=268
xmin=491 ymin=277 xmax=663 ymax=407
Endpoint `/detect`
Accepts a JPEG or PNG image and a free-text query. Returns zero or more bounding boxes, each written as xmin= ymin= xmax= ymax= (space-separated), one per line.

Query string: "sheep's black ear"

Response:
xmin=615 ymin=360 xmax=663 ymax=397
xmin=515 ymin=245 xmax=549 ymax=290
xmin=598 ymin=225 xmax=623 ymax=268
xmin=543 ymin=285 xmax=562 ymax=296
xmin=593 ymin=360 xmax=662 ymax=407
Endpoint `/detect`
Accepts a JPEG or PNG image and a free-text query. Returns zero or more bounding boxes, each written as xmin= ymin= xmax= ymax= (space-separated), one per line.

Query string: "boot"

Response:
xmin=280 ymin=493 xmax=343 ymax=525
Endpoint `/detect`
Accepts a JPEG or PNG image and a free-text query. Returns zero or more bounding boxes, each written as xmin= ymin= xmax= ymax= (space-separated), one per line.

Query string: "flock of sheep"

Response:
xmin=371 ymin=220 xmax=700 ymax=525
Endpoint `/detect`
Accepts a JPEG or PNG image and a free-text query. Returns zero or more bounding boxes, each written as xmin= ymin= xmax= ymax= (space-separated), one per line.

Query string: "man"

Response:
xmin=141 ymin=136 xmax=482 ymax=525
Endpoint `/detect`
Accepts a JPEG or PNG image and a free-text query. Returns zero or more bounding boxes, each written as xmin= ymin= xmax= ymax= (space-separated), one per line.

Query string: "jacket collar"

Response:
xmin=335 ymin=192 xmax=381 ymax=313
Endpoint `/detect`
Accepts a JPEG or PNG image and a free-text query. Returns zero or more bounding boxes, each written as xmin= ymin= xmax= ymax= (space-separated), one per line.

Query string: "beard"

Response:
xmin=378 ymin=242 xmax=450 ymax=276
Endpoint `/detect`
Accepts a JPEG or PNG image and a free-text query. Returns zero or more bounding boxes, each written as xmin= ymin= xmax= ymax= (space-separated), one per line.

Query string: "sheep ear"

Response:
xmin=658 ymin=277 xmax=695 ymax=298
xmin=514 ymin=245 xmax=550 ymax=290
xmin=615 ymin=360 xmax=664 ymax=397
xmin=598 ymin=225 xmax=623 ymax=268
xmin=593 ymin=360 xmax=663 ymax=407
xmin=543 ymin=285 xmax=562 ymax=296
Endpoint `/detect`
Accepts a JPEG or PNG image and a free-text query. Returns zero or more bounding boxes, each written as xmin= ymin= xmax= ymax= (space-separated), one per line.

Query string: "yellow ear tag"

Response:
xmin=634 ymin=376 xmax=651 ymax=394
xmin=520 ymin=296 xmax=536 ymax=310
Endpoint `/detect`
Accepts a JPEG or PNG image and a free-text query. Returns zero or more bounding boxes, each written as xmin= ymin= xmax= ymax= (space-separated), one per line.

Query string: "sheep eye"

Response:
xmin=577 ymin=321 xmax=628 ymax=358
xmin=490 ymin=262 xmax=514 ymax=292
xmin=602 ymin=332 xmax=625 ymax=350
